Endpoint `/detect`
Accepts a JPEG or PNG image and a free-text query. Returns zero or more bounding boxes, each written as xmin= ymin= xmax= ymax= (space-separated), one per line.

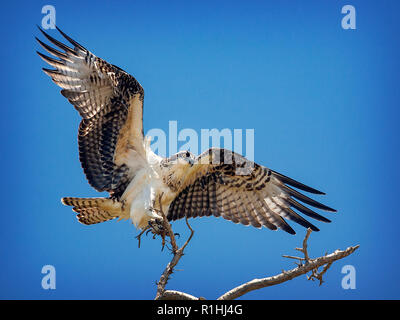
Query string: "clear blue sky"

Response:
xmin=1 ymin=0 xmax=399 ymax=299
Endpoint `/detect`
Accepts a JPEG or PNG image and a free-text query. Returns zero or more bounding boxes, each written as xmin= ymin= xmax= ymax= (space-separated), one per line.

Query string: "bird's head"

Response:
xmin=168 ymin=150 xmax=196 ymax=167
xmin=160 ymin=151 xmax=196 ymax=190
xmin=161 ymin=150 xmax=195 ymax=171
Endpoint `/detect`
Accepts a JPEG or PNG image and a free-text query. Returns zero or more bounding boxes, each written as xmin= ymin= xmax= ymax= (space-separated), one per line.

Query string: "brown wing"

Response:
xmin=36 ymin=27 xmax=145 ymax=198
xmin=167 ymin=148 xmax=335 ymax=234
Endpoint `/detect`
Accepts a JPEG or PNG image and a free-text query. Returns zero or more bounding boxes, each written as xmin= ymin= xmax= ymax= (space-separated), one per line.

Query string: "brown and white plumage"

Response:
xmin=167 ymin=149 xmax=334 ymax=234
xmin=36 ymin=27 xmax=145 ymax=199
xmin=37 ymin=28 xmax=335 ymax=234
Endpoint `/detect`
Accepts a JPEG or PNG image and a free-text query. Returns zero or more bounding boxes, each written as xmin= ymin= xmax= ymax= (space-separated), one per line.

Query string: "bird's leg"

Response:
xmin=147 ymin=193 xmax=181 ymax=251
xmin=147 ymin=195 xmax=169 ymax=246
xmin=148 ymin=218 xmax=168 ymax=250
xmin=148 ymin=217 xmax=165 ymax=234
xmin=135 ymin=218 xmax=168 ymax=249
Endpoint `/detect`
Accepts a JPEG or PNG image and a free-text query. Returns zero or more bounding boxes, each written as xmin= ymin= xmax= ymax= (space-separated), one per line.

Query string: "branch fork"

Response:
xmin=136 ymin=198 xmax=359 ymax=300
xmin=150 ymin=194 xmax=195 ymax=300
xmin=282 ymin=228 xmax=336 ymax=285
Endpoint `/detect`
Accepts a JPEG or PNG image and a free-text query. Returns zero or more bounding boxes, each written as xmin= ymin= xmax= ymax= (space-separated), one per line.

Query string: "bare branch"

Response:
xmin=217 ymin=229 xmax=359 ymax=300
xmin=281 ymin=255 xmax=305 ymax=261
xmin=153 ymin=222 xmax=359 ymax=300
xmin=154 ymin=196 xmax=195 ymax=300
xmin=181 ymin=216 xmax=194 ymax=251
xmin=156 ymin=290 xmax=199 ymax=300
xmin=314 ymin=261 xmax=333 ymax=286
xmin=294 ymin=228 xmax=312 ymax=263
xmin=135 ymin=225 xmax=150 ymax=248
xmin=284 ymin=229 xmax=341 ymax=285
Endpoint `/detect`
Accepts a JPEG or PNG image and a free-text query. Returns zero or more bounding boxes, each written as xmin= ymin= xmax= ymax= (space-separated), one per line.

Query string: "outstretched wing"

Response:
xmin=167 ymin=148 xmax=335 ymax=234
xmin=36 ymin=27 xmax=145 ymax=198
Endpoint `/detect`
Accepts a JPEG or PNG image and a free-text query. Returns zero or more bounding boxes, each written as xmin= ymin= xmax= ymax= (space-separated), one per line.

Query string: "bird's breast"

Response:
xmin=120 ymin=166 xmax=175 ymax=229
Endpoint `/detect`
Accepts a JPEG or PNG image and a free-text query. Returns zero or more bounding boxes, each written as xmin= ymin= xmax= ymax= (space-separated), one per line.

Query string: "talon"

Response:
xmin=148 ymin=218 xmax=166 ymax=235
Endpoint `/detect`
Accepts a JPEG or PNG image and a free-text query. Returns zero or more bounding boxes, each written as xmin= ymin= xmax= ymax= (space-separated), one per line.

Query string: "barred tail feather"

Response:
xmin=61 ymin=197 xmax=124 ymax=225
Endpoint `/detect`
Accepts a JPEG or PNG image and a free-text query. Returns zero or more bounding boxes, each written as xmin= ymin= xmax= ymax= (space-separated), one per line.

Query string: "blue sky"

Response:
xmin=1 ymin=0 xmax=399 ymax=299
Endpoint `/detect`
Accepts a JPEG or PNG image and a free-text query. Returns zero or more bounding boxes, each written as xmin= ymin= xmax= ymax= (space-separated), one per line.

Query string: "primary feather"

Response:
xmin=167 ymin=148 xmax=335 ymax=234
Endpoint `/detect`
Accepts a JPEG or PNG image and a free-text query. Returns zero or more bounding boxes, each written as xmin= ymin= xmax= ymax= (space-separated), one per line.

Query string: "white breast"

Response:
xmin=120 ymin=139 xmax=172 ymax=229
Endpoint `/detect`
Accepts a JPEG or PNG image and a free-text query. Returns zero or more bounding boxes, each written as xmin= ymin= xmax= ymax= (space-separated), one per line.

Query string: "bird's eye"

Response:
xmin=186 ymin=151 xmax=190 ymax=157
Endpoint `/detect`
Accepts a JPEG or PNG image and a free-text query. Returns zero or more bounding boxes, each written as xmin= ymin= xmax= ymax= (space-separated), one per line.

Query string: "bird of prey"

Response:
xmin=36 ymin=27 xmax=336 ymax=236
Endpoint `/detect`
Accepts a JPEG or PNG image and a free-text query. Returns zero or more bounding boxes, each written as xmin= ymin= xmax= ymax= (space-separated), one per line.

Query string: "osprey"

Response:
xmin=36 ymin=27 xmax=336 ymax=235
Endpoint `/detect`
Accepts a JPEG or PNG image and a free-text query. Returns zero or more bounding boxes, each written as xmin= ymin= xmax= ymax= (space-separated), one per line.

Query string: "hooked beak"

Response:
xmin=188 ymin=158 xmax=194 ymax=167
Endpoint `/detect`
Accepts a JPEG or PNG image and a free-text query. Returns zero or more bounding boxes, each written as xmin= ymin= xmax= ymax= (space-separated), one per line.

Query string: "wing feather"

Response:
xmin=167 ymin=148 xmax=335 ymax=234
xmin=37 ymin=27 xmax=145 ymax=198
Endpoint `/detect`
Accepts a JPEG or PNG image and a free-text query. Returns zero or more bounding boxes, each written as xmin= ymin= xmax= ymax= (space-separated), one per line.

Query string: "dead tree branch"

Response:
xmin=156 ymin=290 xmax=199 ymax=300
xmin=153 ymin=226 xmax=359 ymax=300
xmin=217 ymin=229 xmax=359 ymax=300
xmin=154 ymin=195 xmax=194 ymax=300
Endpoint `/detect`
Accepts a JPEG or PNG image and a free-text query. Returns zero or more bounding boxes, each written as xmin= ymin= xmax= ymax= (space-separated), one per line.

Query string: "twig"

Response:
xmin=281 ymin=255 xmax=305 ymax=261
xmin=154 ymin=195 xmax=195 ymax=300
xmin=135 ymin=225 xmax=150 ymax=248
xmin=181 ymin=215 xmax=194 ymax=251
xmin=314 ymin=261 xmax=333 ymax=286
xmin=284 ymin=228 xmax=339 ymax=284
xmin=294 ymin=228 xmax=312 ymax=264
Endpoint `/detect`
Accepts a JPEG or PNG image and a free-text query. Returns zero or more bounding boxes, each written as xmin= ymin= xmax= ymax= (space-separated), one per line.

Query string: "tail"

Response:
xmin=61 ymin=197 xmax=125 ymax=225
